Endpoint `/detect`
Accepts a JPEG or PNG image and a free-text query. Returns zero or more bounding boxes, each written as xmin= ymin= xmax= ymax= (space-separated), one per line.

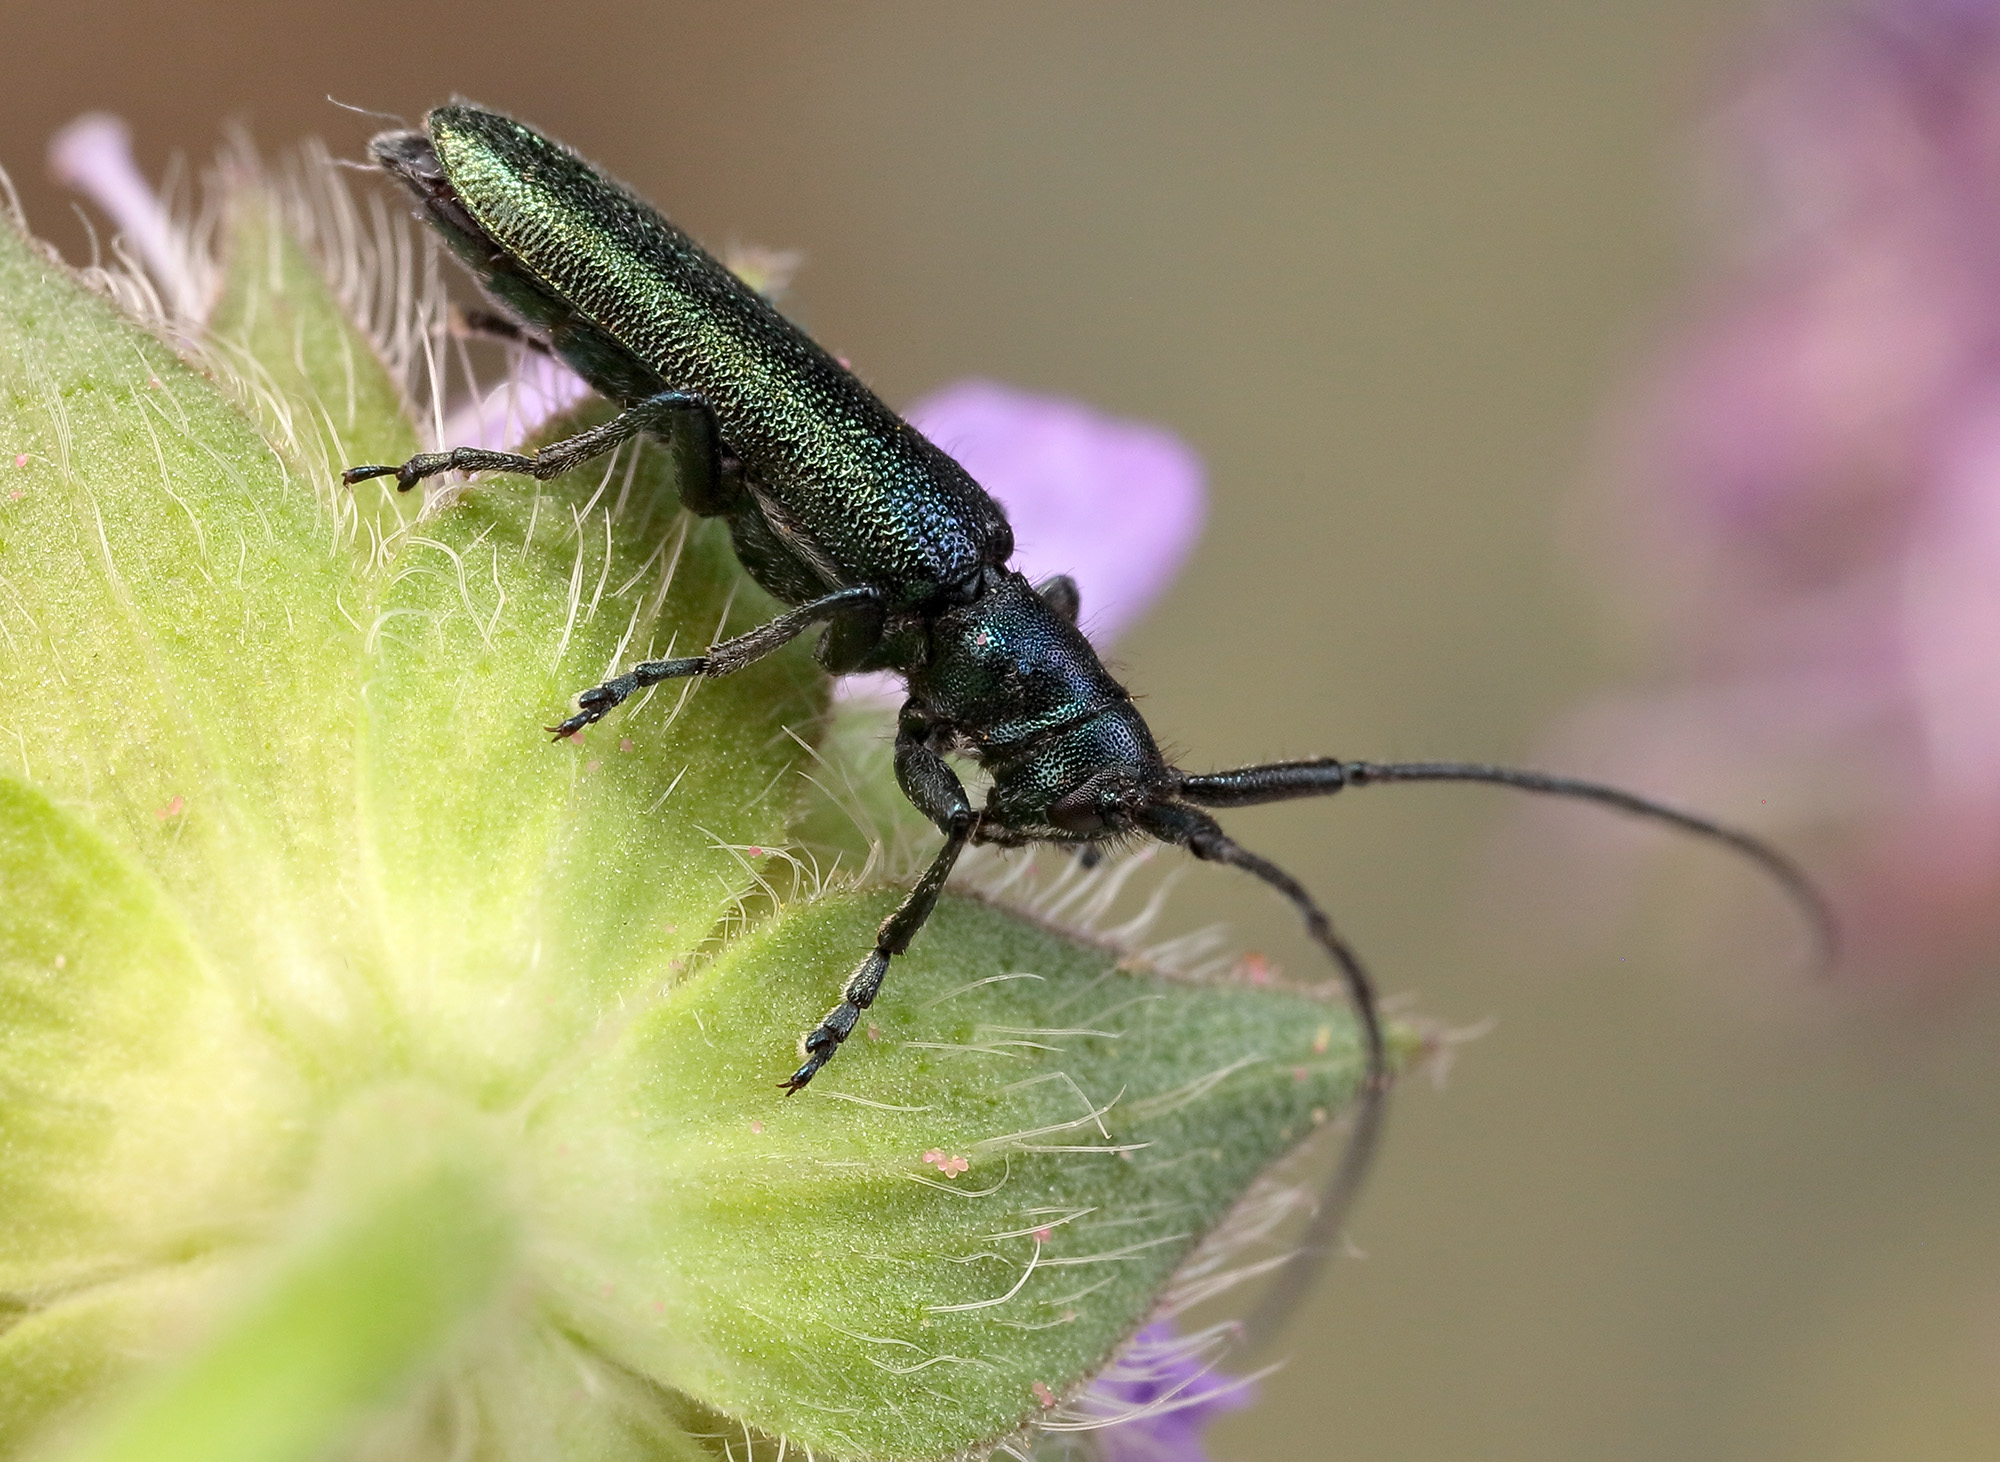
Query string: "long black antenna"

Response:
xmin=1178 ymin=757 xmax=1836 ymax=965
xmin=1139 ymin=801 xmax=1389 ymax=1348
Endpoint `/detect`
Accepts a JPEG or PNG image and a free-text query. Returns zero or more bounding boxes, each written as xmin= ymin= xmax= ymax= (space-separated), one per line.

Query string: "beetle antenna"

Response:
xmin=1139 ymin=800 xmax=1389 ymax=1347
xmin=1177 ymin=757 xmax=1836 ymax=966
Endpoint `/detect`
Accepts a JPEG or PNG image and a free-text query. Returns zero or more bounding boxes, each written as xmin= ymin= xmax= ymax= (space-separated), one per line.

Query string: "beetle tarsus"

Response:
xmin=782 ymin=951 xmax=885 ymax=1091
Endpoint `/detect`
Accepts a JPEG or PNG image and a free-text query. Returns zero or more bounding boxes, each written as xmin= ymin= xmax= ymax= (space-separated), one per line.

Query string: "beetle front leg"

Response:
xmin=785 ymin=706 xmax=971 ymax=1091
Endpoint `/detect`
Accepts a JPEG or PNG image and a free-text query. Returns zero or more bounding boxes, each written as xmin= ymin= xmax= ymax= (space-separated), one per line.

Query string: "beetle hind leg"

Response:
xmin=342 ymin=388 xmax=724 ymax=495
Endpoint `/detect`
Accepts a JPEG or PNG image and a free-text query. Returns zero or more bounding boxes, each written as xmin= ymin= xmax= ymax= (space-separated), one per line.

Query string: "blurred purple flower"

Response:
xmin=1551 ymin=0 xmax=2000 ymax=973
xmin=1060 ymin=1321 xmax=1257 ymax=1462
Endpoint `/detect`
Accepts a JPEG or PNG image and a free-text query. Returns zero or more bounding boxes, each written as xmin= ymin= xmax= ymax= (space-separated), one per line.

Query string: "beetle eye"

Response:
xmin=1047 ymin=790 xmax=1107 ymax=835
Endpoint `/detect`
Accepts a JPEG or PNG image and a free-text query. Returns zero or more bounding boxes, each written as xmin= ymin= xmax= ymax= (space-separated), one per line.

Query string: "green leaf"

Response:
xmin=207 ymin=185 xmax=420 ymax=472
xmin=791 ymin=696 xmax=939 ymax=880
xmin=203 ymin=182 xmax=422 ymax=548
xmin=529 ymin=890 xmax=1369 ymax=1460
xmin=405 ymin=1328 xmax=721 ymax=1462
xmin=0 ymin=204 xmax=377 ymax=1029
xmin=61 ymin=1085 xmax=518 ymax=1462
xmin=0 ymin=1260 xmax=236 ymax=1453
xmin=0 ymin=776 xmax=299 ymax=1294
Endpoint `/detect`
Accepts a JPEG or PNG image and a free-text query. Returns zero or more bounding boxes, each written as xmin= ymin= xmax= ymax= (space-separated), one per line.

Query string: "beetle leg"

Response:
xmin=550 ymin=584 xmax=883 ymax=738
xmin=784 ymin=706 xmax=972 ymax=1091
xmin=342 ymin=388 xmax=722 ymax=495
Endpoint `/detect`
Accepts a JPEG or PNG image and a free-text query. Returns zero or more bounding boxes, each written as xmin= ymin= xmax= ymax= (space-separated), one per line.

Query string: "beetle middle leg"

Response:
xmin=550 ymin=584 xmax=884 ymax=738
xmin=342 ymin=388 xmax=722 ymax=494
xmin=785 ymin=704 xmax=973 ymax=1091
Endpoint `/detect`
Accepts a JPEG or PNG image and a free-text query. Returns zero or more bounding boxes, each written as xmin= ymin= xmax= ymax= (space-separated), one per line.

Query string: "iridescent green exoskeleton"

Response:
xmin=347 ymin=105 xmax=1831 ymax=1269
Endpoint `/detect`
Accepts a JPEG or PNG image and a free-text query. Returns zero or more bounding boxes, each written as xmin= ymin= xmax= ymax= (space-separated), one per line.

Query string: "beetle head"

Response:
xmin=979 ymin=702 xmax=1175 ymax=846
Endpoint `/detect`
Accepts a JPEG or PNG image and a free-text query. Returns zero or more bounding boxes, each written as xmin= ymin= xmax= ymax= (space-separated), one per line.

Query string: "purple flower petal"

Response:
xmin=907 ymin=379 xmax=1206 ymax=647
xmin=436 ymin=349 xmax=592 ymax=453
xmin=1058 ymin=1321 xmax=1256 ymax=1462
xmin=48 ymin=112 xmax=206 ymax=320
xmin=837 ymin=380 xmax=1207 ymax=701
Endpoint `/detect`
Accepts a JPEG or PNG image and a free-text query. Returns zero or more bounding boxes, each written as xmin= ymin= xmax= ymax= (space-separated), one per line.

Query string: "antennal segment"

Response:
xmin=1178 ymin=757 xmax=1836 ymax=966
xmin=1138 ymin=800 xmax=1389 ymax=1348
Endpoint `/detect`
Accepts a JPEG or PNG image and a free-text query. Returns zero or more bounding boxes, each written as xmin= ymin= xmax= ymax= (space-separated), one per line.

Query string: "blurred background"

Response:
xmin=6 ymin=1 xmax=1998 ymax=1457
